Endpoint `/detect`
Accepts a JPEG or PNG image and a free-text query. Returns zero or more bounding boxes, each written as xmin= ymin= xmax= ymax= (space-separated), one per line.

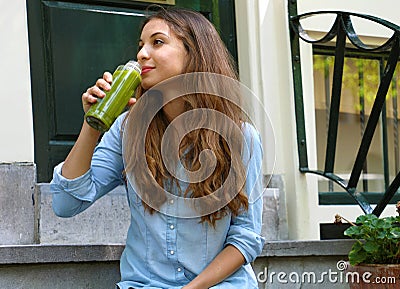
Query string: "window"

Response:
xmin=313 ymin=47 xmax=400 ymax=204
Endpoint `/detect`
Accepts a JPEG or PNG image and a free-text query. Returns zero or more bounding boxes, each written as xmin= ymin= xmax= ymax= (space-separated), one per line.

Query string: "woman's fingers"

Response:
xmin=82 ymin=72 xmax=113 ymax=113
xmin=127 ymin=98 xmax=137 ymax=106
xmin=95 ymin=78 xmax=111 ymax=92
xmin=89 ymin=85 xmax=106 ymax=98
xmin=103 ymin=71 xmax=113 ymax=84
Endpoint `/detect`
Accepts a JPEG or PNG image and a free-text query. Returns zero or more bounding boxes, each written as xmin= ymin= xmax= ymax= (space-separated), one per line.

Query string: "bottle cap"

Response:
xmin=125 ymin=60 xmax=141 ymax=74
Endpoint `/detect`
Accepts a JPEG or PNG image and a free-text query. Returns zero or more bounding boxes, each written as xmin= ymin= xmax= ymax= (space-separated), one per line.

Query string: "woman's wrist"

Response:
xmin=82 ymin=119 xmax=102 ymax=138
xmin=182 ymin=283 xmax=205 ymax=289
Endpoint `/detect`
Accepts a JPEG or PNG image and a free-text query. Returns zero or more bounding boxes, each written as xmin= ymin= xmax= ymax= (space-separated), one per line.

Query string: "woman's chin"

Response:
xmin=140 ymin=80 xmax=155 ymax=91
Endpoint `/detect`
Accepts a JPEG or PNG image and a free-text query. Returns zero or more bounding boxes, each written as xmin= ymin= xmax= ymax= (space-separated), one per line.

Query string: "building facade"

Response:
xmin=2 ymin=0 xmax=399 ymax=243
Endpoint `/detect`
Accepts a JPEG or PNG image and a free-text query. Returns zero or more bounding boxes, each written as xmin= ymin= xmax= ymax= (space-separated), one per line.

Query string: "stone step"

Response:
xmin=0 ymin=240 xmax=354 ymax=289
xmin=37 ymin=184 xmax=130 ymax=244
xmin=1 ymin=162 xmax=287 ymax=245
xmin=38 ymin=185 xmax=284 ymax=244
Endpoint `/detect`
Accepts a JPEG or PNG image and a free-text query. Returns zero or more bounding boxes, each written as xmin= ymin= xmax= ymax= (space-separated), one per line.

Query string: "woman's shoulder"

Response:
xmin=109 ymin=111 xmax=129 ymax=133
xmin=99 ymin=112 xmax=129 ymax=146
xmin=240 ymin=121 xmax=263 ymax=161
xmin=241 ymin=121 xmax=261 ymax=143
xmin=116 ymin=111 xmax=129 ymax=126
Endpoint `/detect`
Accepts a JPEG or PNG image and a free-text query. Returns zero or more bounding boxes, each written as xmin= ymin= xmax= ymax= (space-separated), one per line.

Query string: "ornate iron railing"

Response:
xmin=288 ymin=1 xmax=400 ymax=216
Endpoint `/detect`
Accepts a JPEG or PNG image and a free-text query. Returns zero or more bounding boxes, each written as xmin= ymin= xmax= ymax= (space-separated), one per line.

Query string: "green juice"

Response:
xmin=112 ymin=65 xmax=124 ymax=81
xmin=85 ymin=61 xmax=141 ymax=132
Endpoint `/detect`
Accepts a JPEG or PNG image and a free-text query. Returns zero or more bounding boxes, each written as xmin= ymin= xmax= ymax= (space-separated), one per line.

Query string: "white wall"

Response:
xmin=298 ymin=0 xmax=400 ymax=25
xmin=0 ymin=2 xmax=34 ymax=162
xmin=235 ymin=0 xmax=315 ymax=239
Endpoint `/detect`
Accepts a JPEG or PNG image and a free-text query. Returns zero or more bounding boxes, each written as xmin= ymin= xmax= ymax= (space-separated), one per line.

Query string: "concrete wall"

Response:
xmin=37 ymin=184 xmax=130 ymax=244
xmin=0 ymin=175 xmax=130 ymax=245
xmin=0 ymin=244 xmax=123 ymax=289
xmin=0 ymin=262 xmax=120 ymax=289
xmin=0 ymin=240 xmax=355 ymax=289
xmin=0 ymin=163 xmax=36 ymax=244
xmin=1 ymin=173 xmax=284 ymax=245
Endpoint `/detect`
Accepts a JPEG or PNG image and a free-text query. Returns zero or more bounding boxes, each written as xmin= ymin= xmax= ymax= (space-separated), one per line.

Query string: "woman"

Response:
xmin=51 ymin=7 xmax=265 ymax=289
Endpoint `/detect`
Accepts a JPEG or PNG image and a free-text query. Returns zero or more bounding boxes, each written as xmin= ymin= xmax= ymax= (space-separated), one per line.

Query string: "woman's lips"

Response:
xmin=141 ymin=66 xmax=154 ymax=75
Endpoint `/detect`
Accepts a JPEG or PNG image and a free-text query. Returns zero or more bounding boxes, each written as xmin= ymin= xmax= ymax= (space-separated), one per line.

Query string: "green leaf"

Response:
xmin=374 ymin=218 xmax=389 ymax=229
xmin=356 ymin=214 xmax=377 ymax=224
xmin=346 ymin=213 xmax=400 ymax=264
xmin=377 ymin=230 xmax=389 ymax=239
xmin=381 ymin=218 xmax=394 ymax=229
xmin=390 ymin=227 xmax=400 ymax=239
xmin=363 ymin=241 xmax=380 ymax=253
xmin=348 ymin=245 xmax=367 ymax=266
xmin=344 ymin=225 xmax=362 ymax=238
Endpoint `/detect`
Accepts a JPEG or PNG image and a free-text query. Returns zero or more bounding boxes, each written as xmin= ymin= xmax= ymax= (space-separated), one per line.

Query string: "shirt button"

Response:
xmin=177 ymin=267 xmax=182 ymax=272
xmin=170 ymin=224 xmax=174 ymax=230
xmin=169 ymin=199 xmax=174 ymax=205
xmin=170 ymin=250 xmax=175 ymax=255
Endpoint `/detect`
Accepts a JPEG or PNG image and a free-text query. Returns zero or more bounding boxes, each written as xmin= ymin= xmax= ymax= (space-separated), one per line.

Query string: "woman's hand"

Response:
xmin=82 ymin=71 xmax=112 ymax=114
xmin=82 ymin=71 xmax=137 ymax=114
xmin=181 ymin=245 xmax=245 ymax=289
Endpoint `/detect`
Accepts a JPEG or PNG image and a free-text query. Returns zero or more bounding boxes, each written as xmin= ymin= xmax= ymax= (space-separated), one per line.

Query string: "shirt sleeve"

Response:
xmin=50 ymin=113 xmax=127 ymax=217
xmin=224 ymin=123 xmax=266 ymax=264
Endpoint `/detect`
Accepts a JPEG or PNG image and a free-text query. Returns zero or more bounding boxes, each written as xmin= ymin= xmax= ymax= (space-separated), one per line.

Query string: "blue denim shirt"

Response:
xmin=50 ymin=113 xmax=265 ymax=289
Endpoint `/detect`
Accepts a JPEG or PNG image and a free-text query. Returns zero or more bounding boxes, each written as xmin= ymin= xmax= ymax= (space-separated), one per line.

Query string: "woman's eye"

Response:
xmin=153 ymin=39 xmax=164 ymax=46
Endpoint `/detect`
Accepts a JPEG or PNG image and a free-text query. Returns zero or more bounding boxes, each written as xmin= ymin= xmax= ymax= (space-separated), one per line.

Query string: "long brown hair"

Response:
xmin=123 ymin=7 xmax=249 ymax=226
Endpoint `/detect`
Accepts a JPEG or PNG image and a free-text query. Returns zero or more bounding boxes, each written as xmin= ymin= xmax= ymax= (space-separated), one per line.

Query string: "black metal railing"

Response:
xmin=288 ymin=1 xmax=400 ymax=216
xmin=314 ymin=50 xmax=400 ymax=205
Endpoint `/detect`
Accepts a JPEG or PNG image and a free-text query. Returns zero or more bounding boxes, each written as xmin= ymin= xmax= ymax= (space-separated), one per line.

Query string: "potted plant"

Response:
xmin=340 ymin=202 xmax=400 ymax=289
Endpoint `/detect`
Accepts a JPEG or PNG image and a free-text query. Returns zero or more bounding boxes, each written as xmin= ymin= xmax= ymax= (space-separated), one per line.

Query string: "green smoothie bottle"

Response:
xmin=85 ymin=60 xmax=142 ymax=132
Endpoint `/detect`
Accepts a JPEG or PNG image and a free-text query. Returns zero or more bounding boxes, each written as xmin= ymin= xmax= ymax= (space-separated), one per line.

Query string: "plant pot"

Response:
xmin=320 ymin=223 xmax=352 ymax=239
xmin=345 ymin=263 xmax=400 ymax=289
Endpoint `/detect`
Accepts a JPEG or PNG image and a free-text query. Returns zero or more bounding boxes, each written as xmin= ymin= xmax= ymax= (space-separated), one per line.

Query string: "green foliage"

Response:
xmin=313 ymin=55 xmax=400 ymax=115
xmin=344 ymin=214 xmax=400 ymax=266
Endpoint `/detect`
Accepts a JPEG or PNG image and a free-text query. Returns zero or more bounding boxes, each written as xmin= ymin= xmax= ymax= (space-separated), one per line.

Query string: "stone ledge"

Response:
xmin=0 ymin=240 xmax=355 ymax=265
xmin=260 ymin=239 xmax=355 ymax=257
xmin=0 ymin=244 xmax=124 ymax=264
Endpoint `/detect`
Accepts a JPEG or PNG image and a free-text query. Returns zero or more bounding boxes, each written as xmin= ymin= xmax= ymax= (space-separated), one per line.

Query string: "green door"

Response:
xmin=26 ymin=0 xmax=237 ymax=182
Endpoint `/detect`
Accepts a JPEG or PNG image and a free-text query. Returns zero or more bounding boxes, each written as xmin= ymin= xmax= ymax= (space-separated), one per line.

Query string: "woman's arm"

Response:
xmin=61 ymin=122 xmax=101 ymax=179
xmin=51 ymin=72 xmax=131 ymax=217
xmin=61 ymin=72 xmax=112 ymax=179
xmin=182 ymin=245 xmax=245 ymax=289
xmin=51 ymin=113 xmax=127 ymax=217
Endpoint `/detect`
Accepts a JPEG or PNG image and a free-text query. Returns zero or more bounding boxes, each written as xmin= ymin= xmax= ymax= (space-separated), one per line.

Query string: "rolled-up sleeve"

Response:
xmin=224 ymin=123 xmax=265 ymax=264
xmin=51 ymin=164 xmax=98 ymax=217
xmin=50 ymin=113 xmax=126 ymax=217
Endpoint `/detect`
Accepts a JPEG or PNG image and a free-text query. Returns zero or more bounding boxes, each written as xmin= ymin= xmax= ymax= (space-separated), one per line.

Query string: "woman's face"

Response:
xmin=137 ymin=18 xmax=188 ymax=90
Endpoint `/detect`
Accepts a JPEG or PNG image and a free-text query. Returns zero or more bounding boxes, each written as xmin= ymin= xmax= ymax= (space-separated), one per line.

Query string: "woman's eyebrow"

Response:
xmin=139 ymin=31 xmax=170 ymax=42
xmin=150 ymin=31 xmax=169 ymax=38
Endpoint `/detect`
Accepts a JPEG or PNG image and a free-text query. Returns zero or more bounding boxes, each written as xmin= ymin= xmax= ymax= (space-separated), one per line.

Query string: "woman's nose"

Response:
xmin=137 ymin=46 xmax=149 ymax=61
